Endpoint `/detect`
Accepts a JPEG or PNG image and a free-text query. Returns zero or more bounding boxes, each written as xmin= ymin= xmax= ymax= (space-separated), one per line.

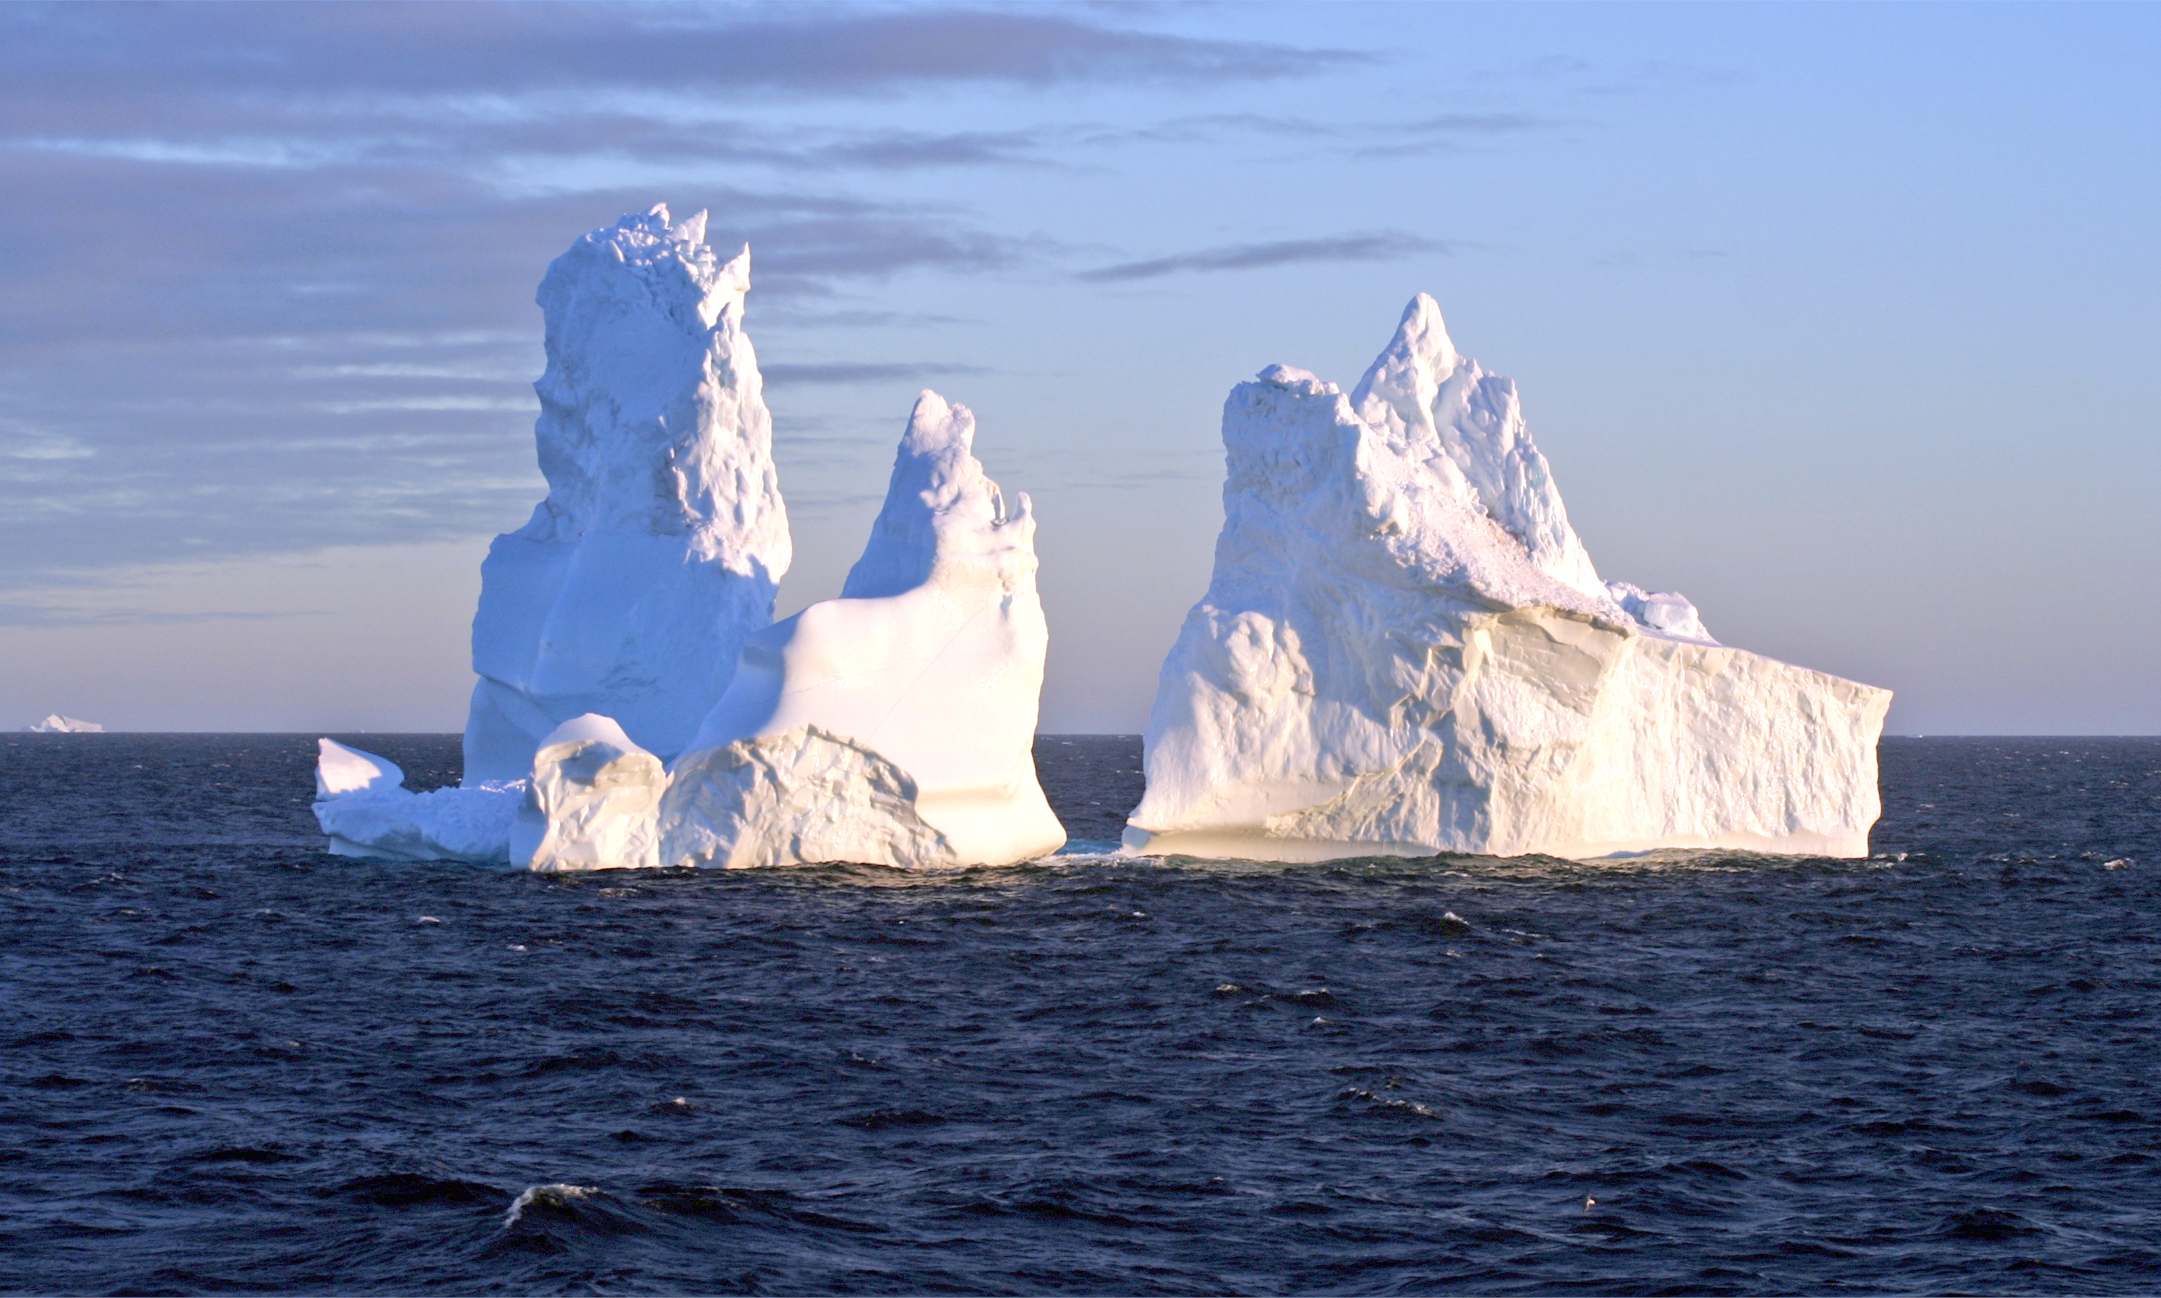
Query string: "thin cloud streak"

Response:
xmin=12 ymin=122 xmax=1057 ymax=175
xmin=0 ymin=6 xmax=1359 ymax=118
xmin=0 ymin=604 xmax=321 ymax=630
xmin=1076 ymin=110 xmax=1554 ymax=152
xmin=0 ymin=153 xmax=1035 ymax=350
xmin=762 ymin=362 xmax=989 ymax=387
xmin=1079 ymin=233 xmax=1447 ymax=283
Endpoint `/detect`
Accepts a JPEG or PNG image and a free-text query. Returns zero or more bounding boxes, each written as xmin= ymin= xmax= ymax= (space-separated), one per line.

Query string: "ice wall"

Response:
xmin=1126 ymin=296 xmax=1890 ymax=861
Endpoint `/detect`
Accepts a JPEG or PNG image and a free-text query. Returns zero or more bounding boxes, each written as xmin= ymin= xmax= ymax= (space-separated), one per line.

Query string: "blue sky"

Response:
xmin=2 ymin=2 xmax=2156 ymax=734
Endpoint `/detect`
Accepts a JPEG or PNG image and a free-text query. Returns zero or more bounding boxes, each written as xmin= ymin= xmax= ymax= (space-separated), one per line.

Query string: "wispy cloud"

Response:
xmin=309 ymin=396 xmax=537 ymax=414
xmin=0 ymin=154 xmax=1032 ymax=351
xmin=14 ymin=122 xmax=1059 ymax=176
xmin=0 ymin=6 xmax=1356 ymax=123
xmin=763 ymin=362 xmax=989 ymax=387
xmin=1351 ymin=112 xmax=1554 ymax=158
xmin=0 ymin=7 xmax=1366 ymax=209
xmin=1080 ymin=232 xmax=1446 ymax=283
xmin=0 ymin=420 xmax=95 ymax=463
xmin=1509 ymin=53 xmax=1742 ymax=99
xmin=1077 ymin=110 xmax=1555 ymax=156
xmin=0 ymin=603 xmax=320 ymax=629
xmin=0 ymin=4 xmax=1373 ymax=585
xmin=753 ymin=307 xmax=971 ymax=329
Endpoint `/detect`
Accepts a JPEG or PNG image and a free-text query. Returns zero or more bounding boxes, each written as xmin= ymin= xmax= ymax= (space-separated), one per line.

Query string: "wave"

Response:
xmin=502 ymin=1182 xmax=598 ymax=1229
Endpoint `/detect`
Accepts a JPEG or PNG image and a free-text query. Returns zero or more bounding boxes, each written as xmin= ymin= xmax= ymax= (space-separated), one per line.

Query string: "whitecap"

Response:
xmin=503 ymin=1182 xmax=596 ymax=1228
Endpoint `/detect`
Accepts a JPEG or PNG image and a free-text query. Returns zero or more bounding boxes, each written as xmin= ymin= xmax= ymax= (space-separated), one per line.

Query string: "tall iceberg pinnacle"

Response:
xmin=1351 ymin=295 xmax=1604 ymax=602
xmin=314 ymin=204 xmax=792 ymax=862
xmin=465 ymin=203 xmax=791 ymax=781
xmin=1125 ymin=295 xmax=1891 ymax=861
xmin=518 ymin=390 xmax=1066 ymax=870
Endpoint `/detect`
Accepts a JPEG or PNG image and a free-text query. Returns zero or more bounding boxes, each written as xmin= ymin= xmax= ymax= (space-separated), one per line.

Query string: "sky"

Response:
xmin=2 ymin=1 xmax=2156 ymax=736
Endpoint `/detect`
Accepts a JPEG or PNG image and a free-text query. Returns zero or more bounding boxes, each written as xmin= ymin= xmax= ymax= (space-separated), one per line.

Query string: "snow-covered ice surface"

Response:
xmin=314 ymin=205 xmax=789 ymax=863
xmin=22 ymin=715 xmax=102 ymax=733
xmin=523 ymin=391 xmax=1066 ymax=870
xmin=1126 ymin=295 xmax=1891 ymax=862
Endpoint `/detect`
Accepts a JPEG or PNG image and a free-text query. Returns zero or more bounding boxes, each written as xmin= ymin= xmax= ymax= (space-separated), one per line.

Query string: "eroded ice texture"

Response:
xmin=1125 ymin=295 xmax=1891 ymax=862
xmin=522 ymin=391 xmax=1066 ymax=871
xmin=466 ymin=203 xmax=789 ymax=780
xmin=314 ymin=204 xmax=789 ymax=863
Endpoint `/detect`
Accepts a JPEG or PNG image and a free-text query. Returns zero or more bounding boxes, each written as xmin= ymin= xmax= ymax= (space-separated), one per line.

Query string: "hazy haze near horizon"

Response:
xmin=2 ymin=3 xmax=2155 ymax=736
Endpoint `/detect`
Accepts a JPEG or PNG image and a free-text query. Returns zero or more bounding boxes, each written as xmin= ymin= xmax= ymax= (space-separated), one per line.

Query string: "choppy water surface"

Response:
xmin=2 ymin=735 xmax=2158 ymax=1294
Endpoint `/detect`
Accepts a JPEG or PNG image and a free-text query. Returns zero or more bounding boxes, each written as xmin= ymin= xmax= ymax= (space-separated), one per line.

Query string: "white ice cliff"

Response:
xmin=1125 ymin=295 xmax=1891 ymax=861
xmin=518 ymin=390 xmax=1066 ymax=871
xmin=315 ymin=204 xmax=790 ymax=862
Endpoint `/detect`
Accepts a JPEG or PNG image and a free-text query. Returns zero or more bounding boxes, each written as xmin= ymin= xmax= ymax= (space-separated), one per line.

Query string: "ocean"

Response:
xmin=2 ymin=734 xmax=2156 ymax=1294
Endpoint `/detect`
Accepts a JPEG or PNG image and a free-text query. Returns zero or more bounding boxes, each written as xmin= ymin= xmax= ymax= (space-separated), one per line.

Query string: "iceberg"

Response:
xmin=1124 ymin=295 xmax=1891 ymax=862
xmin=315 ymin=204 xmax=789 ymax=862
xmin=23 ymin=715 xmax=103 ymax=733
xmin=519 ymin=390 xmax=1066 ymax=871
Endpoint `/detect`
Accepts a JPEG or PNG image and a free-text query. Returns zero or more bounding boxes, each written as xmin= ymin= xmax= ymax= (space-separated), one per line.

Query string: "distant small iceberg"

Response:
xmin=22 ymin=715 xmax=103 ymax=734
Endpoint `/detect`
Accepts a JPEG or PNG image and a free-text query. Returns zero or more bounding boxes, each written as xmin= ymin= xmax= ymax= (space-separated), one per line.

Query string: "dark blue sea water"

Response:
xmin=2 ymin=735 xmax=2158 ymax=1294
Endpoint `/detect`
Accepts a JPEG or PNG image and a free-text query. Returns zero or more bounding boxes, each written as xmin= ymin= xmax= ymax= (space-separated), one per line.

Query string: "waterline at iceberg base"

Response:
xmin=1124 ymin=296 xmax=1890 ymax=862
